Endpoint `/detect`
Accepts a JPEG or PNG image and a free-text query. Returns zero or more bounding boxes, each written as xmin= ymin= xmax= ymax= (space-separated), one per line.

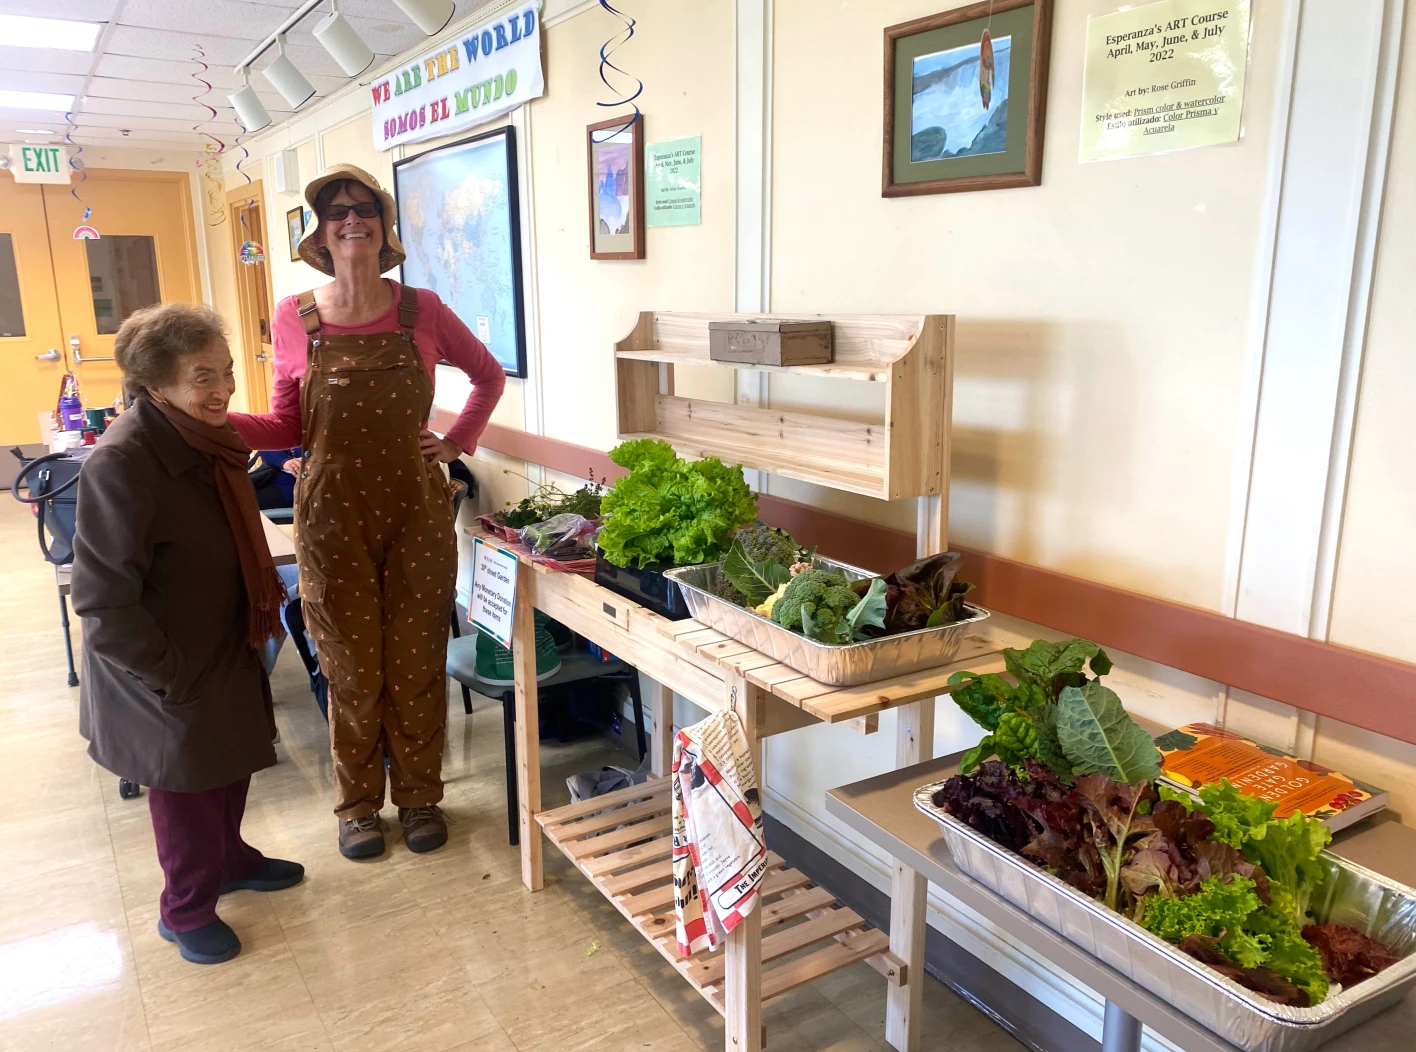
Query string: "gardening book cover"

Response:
xmin=1153 ymin=723 xmax=1388 ymax=833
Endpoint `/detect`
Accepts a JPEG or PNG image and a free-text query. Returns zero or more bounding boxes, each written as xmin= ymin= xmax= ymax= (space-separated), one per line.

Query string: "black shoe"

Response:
xmin=219 ymin=857 xmax=305 ymax=894
xmin=157 ymin=918 xmax=241 ymax=965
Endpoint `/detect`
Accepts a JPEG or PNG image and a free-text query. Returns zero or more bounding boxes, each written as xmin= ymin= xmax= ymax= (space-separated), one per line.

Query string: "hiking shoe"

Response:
xmin=474 ymin=619 xmax=561 ymax=686
xmin=219 ymin=857 xmax=305 ymax=894
xmin=157 ymin=918 xmax=241 ymax=965
xmin=398 ymin=805 xmax=448 ymax=854
xmin=338 ymin=814 xmax=385 ymax=860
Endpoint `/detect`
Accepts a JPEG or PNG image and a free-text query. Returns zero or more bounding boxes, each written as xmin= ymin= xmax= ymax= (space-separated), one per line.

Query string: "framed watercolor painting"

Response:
xmin=393 ymin=125 xmax=529 ymax=378
xmin=286 ymin=206 xmax=304 ymax=262
xmin=883 ymin=0 xmax=1053 ymax=197
xmin=587 ymin=115 xmax=645 ymax=260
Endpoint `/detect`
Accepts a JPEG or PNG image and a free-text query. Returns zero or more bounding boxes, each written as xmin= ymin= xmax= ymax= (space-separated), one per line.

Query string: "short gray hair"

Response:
xmin=113 ymin=303 xmax=228 ymax=397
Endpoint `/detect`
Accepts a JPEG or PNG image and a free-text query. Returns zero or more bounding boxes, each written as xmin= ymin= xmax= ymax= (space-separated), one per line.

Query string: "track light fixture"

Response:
xmin=313 ymin=0 xmax=373 ymax=78
xmin=392 ymin=0 xmax=455 ymax=36
xmin=262 ymin=35 xmax=316 ymax=109
xmin=228 ymin=70 xmax=273 ymax=132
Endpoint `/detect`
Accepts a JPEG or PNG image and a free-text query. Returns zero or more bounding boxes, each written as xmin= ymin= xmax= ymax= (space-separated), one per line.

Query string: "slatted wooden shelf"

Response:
xmin=657 ymin=620 xmax=1007 ymax=724
xmin=615 ymin=311 xmax=953 ymax=501
xmin=536 ymin=776 xmax=896 ymax=1017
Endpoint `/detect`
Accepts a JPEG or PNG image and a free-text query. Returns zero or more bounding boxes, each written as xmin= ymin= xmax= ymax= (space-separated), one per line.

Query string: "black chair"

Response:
xmin=10 ymin=449 xmax=82 ymax=687
xmin=445 ymin=622 xmax=646 ymax=845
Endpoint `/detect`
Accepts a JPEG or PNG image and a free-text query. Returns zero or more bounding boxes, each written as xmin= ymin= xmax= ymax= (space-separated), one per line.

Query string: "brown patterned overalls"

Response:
xmin=295 ymin=284 xmax=457 ymax=820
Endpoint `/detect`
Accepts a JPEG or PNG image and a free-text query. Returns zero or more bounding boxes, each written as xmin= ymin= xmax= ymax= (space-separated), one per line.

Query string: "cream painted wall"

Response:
xmin=1320 ymin=7 xmax=1416 ymax=821
xmin=770 ymin=0 xmax=1283 ymax=612
xmin=531 ymin=0 xmax=738 ymax=451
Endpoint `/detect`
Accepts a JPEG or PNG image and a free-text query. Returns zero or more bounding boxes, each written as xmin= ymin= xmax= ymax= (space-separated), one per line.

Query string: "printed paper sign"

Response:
xmin=370 ymin=0 xmax=544 ymax=152
xmin=645 ymin=136 xmax=701 ymax=227
xmin=6 ymin=144 xmax=71 ymax=184
xmin=470 ymin=537 xmax=519 ymax=649
xmin=1079 ymin=0 xmax=1250 ymax=162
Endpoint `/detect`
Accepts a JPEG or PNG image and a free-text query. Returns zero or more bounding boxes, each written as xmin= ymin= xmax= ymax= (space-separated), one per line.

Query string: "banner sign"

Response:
xmin=1079 ymin=0 xmax=1250 ymax=162
xmin=5 ymin=143 xmax=72 ymax=184
xmin=371 ymin=0 xmax=544 ymax=153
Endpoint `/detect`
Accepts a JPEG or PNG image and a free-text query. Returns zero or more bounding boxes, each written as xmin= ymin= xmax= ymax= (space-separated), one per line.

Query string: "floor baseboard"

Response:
xmin=764 ymin=814 xmax=1100 ymax=1052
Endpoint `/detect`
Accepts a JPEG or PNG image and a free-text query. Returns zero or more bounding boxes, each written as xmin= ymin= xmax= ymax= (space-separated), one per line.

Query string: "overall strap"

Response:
xmin=296 ymin=290 xmax=321 ymax=336
xmin=397 ymin=282 xmax=419 ymax=333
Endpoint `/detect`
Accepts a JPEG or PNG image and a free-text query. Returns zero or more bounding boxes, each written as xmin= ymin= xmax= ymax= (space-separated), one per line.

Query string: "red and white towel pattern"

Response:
xmin=671 ymin=709 xmax=768 ymax=957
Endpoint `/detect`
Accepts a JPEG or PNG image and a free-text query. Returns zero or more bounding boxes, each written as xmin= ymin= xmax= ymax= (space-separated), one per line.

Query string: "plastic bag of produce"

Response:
xmin=519 ymin=513 xmax=595 ymax=556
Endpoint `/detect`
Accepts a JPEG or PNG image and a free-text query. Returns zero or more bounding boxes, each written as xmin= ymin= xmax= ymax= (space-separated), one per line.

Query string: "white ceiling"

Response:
xmin=0 ymin=0 xmax=492 ymax=153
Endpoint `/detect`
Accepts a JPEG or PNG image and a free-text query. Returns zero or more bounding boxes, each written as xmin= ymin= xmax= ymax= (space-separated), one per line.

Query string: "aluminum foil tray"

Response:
xmin=664 ymin=555 xmax=990 ymax=686
xmin=913 ymin=782 xmax=1416 ymax=1052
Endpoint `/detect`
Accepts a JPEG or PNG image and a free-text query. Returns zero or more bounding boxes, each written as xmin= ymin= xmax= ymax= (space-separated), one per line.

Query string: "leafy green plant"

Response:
xmin=596 ymin=439 xmax=758 ymax=569
xmin=721 ymin=538 xmax=792 ymax=605
xmin=947 ymin=637 xmax=1156 ymax=782
xmin=772 ymin=571 xmax=888 ymax=644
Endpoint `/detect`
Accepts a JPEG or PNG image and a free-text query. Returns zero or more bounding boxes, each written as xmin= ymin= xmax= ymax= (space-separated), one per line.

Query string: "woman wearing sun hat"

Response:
xmin=230 ymin=163 xmax=505 ymax=860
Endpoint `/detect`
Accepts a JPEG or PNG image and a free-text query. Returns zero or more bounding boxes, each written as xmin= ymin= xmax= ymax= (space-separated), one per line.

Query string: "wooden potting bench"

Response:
xmin=490 ymin=311 xmax=979 ymax=1050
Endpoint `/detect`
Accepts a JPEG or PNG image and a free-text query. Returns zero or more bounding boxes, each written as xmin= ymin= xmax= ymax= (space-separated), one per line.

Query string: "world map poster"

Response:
xmin=395 ymin=126 xmax=526 ymax=376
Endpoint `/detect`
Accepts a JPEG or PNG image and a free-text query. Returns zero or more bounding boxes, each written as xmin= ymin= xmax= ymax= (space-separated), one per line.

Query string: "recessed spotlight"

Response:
xmin=0 ymin=14 xmax=103 ymax=52
xmin=0 ymin=89 xmax=76 ymax=111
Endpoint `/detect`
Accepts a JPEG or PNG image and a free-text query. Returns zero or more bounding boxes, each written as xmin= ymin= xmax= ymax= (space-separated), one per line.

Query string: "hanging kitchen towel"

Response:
xmin=672 ymin=708 xmax=768 ymax=957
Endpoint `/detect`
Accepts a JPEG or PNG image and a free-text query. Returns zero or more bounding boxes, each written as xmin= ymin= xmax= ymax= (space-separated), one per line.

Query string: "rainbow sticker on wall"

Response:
xmin=73 ymin=225 xmax=101 ymax=240
xmin=238 ymin=240 xmax=266 ymax=265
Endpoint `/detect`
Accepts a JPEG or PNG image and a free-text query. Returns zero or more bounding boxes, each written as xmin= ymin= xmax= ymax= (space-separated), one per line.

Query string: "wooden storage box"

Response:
xmin=708 ymin=319 xmax=833 ymax=366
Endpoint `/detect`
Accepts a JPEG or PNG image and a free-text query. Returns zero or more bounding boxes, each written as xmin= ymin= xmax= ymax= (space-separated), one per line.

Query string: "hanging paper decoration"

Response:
xmin=233 ymin=119 xmax=261 ymax=262
xmin=592 ymin=0 xmax=642 ymax=142
xmin=190 ymin=45 xmax=227 ymax=226
xmin=63 ymin=110 xmax=89 ymax=224
xmin=73 ymin=225 xmax=101 ymax=240
xmin=979 ymin=29 xmax=995 ymax=111
xmin=238 ymin=240 xmax=267 ymax=264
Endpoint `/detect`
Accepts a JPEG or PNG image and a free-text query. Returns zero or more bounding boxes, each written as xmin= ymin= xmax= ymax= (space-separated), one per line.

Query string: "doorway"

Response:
xmin=226 ymin=182 xmax=276 ymax=414
xmin=0 ymin=168 xmax=202 ymax=444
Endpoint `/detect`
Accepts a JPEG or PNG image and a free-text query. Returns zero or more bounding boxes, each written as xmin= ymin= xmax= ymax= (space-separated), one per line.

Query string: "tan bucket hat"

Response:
xmin=298 ymin=163 xmax=406 ymax=276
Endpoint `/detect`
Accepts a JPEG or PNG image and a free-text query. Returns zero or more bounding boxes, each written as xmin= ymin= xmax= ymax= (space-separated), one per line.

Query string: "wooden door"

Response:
xmin=0 ymin=179 xmax=67 ymax=444
xmin=228 ymin=186 xmax=275 ymax=412
xmin=42 ymin=169 xmax=201 ymax=411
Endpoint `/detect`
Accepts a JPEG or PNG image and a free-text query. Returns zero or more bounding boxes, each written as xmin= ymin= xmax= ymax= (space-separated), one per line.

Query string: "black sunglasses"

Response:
xmin=322 ymin=201 xmax=381 ymax=221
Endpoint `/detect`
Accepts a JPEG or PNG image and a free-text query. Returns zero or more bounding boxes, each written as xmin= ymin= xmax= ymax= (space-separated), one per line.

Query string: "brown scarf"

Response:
xmin=149 ymin=397 xmax=287 ymax=648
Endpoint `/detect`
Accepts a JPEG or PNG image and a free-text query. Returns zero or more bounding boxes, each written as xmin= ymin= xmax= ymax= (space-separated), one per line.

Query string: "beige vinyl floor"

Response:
xmin=0 ymin=499 xmax=1025 ymax=1052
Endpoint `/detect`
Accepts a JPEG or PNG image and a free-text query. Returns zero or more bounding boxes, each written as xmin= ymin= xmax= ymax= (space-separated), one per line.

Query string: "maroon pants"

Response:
xmin=147 ymin=776 xmax=264 ymax=933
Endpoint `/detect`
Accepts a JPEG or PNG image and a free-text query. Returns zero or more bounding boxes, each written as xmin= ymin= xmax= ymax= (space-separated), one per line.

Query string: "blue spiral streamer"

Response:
xmin=593 ymin=0 xmax=642 ymax=142
xmin=63 ymin=110 xmax=87 ymax=218
xmin=234 ymin=120 xmax=255 ymax=234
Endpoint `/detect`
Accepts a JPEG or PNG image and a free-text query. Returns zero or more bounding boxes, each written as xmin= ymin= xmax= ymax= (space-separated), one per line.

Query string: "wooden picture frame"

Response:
xmin=883 ymin=0 xmax=1053 ymax=197
xmin=587 ymin=115 xmax=645 ymax=260
xmin=286 ymin=206 xmax=304 ymax=262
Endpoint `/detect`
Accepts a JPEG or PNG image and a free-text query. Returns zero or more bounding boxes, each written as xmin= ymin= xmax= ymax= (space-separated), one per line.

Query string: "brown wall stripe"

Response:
xmin=452 ymin=416 xmax=1416 ymax=747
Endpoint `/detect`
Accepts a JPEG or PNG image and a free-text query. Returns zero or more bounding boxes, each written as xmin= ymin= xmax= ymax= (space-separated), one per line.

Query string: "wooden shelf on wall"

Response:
xmin=614 ymin=311 xmax=953 ymax=501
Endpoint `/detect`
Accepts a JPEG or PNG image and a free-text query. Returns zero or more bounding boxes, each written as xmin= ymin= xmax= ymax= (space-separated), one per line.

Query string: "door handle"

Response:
xmin=36 ymin=349 xmax=61 ymax=362
xmin=70 ymin=333 xmax=115 ymax=364
xmin=255 ymin=352 xmax=268 ymax=362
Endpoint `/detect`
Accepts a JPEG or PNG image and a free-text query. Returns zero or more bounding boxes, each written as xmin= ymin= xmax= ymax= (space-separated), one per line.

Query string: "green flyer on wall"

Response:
xmin=645 ymin=136 xmax=702 ymax=227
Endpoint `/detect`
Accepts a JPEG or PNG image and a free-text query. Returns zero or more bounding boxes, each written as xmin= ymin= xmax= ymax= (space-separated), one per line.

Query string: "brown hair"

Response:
xmin=313 ymin=177 xmax=380 ymax=219
xmin=114 ymin=303 xmax=228 ymax=397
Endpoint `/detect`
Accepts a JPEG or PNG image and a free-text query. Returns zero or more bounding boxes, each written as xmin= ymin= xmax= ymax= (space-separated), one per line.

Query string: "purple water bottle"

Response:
xmin=58 ymin=372 xmax=85 ymax=431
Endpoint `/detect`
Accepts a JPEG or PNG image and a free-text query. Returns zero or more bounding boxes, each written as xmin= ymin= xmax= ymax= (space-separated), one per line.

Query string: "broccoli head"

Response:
xmin=770 ymin=569 xmax=860 ymax=636
xmin=732 ymin=521 xmax=801 ymax=569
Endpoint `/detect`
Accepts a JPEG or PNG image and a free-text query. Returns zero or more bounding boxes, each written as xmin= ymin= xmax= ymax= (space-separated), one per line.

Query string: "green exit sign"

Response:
xmin=7 ymin=144 xmax=71 ymax=184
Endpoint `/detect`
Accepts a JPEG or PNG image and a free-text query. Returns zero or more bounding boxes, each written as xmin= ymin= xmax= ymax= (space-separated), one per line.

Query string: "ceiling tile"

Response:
xmin=0 ymin=70 xmax=87 ymax=94
xmin=117 ymin=0 xmax=286 ymax=43
xmin=0 ymin=46 xmax=95 ymax=76
xmin=0 ymin=103 xmax=77 ymax=123
xmin=86 ymin=75 xmax=293 ymax=114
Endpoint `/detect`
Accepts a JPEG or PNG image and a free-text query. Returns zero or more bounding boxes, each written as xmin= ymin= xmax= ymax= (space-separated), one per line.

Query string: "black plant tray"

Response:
xmin=593 ymin=553 xmax=693 ymax=621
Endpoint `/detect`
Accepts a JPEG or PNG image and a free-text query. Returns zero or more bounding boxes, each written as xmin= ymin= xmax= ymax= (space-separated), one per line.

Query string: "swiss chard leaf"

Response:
xmin=721 ymin=539 xmax=791 ymax=604
xmin=946 ymin=671 xmax=1012 ymax=732
xmin=1056 ymin=682 xmax=1164 ymax=784
xmin=1030 ymin=704 xmax=1074 ymax=780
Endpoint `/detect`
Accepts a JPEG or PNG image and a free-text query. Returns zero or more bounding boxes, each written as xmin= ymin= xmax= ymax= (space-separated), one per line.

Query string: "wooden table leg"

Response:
xmin=885 ymin=698 xmax=935 ymax=1052
xmin=513 ymin=561 xmax=543 ymax=891
xmin=725 ymin=672 xmax=763 ymax=1052
xmin=647 ymin=677 xmax=674 ymax=778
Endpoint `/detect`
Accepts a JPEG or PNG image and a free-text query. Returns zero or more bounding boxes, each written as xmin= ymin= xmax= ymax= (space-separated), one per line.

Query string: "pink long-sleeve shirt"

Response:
xmin=229 ymin=282 xmax=506 ymax=454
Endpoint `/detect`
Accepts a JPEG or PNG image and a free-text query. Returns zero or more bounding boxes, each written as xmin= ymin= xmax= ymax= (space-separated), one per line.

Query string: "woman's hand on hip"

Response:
xmin=419 ymin=430 xmax=462 ymax=463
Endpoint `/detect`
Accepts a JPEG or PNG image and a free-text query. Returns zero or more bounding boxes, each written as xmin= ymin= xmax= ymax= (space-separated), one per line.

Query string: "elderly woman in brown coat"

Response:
xmin=72 ymin=303 xmax=303 ymax=966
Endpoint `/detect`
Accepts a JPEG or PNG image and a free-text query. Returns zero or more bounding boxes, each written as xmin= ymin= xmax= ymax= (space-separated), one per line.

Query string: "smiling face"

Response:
xmin=319 ymin=181 xmax=384 ymax=273
xmin=150 ymin=341 xmax=236 ymax=427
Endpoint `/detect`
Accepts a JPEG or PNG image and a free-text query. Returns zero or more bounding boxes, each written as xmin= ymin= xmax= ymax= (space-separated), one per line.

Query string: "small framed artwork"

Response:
xmin=883 ymin=0 xmax=1053 ymax=197
xmin=286 ymin=206 xmax=305 ymax=262
xmin=587 ymin=115 xmax=645 ymax=260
